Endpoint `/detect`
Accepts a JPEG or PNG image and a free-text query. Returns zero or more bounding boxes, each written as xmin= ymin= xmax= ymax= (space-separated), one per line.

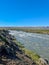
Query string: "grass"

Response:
xmin=22 ymin=48 xmax=40 ymax=62
xmin=13 ymin=40 xmax=24 ymax=48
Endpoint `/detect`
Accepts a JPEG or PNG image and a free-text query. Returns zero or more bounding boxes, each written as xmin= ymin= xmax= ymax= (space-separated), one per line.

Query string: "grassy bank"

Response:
xmin=13 ymin=40 xmax=40 ymax=63
xmin=22 ymin=48 xmax=40 ymax=61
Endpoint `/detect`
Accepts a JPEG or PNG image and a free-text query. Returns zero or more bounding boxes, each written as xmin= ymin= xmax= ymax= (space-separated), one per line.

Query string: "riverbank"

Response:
xmin=13 ymin=40 xmax=40 ymax=62
xmin=0 ymin=30 xmax=49 ymax=65
xmin=0 ymin=30 xmax=38 ymax=65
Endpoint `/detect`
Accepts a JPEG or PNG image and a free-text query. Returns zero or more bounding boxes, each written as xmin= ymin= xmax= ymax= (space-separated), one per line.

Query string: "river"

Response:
xmin=9 ymin=30 xmax=49 ymax=61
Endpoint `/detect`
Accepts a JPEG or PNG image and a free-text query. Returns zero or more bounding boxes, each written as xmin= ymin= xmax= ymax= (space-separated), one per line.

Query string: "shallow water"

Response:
xmin=9 ymin=31 xmax=49 ymax=61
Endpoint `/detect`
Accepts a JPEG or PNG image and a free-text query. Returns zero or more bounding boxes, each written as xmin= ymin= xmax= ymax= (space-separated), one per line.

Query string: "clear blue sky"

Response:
xmin=0 ymin=0 xmax=49 ymax=27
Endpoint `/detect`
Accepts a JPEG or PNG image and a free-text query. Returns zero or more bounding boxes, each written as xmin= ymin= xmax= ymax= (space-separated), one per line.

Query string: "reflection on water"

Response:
xmin=9 ymin=31 xmax=49 ymax=61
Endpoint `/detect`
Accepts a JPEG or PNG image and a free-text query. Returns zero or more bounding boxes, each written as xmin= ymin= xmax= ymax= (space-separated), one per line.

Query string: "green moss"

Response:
xmin=13 ymin=40 xmax=24 ymax=48
xmin=22 ymin=48 xmax=40 ymax=62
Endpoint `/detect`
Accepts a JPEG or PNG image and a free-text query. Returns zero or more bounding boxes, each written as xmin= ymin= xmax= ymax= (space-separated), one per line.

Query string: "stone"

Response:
xmin=38 ymin=58 xmax=49 ymax=65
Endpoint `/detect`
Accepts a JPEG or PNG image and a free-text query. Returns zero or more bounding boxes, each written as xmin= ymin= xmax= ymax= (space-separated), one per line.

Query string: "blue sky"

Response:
xmin=0 ymin=0 xmax=49 ymax=27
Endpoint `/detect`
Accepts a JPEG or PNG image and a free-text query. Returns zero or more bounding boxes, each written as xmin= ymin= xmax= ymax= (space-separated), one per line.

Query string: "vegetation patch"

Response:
xmin=22 ymin=48 xmax=40 ymax=61
xmin=14 ymin=39 xmax=40 ymax=62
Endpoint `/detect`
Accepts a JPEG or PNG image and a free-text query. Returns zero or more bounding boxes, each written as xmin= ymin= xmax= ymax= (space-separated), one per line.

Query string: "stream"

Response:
xmin=9 ymin=30 xmax=49 ymax=61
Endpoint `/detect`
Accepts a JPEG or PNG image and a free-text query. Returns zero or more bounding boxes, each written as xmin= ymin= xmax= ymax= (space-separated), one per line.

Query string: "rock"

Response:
xmin=38 ymin=58 xmax=49 ymax=65
xmin=44 ymin=59 xmax=49 ymax=64
xmin=6 ymin=60 xmax=16 ymax=65
xmin=0 ymin=45 xmax=16 ymax=59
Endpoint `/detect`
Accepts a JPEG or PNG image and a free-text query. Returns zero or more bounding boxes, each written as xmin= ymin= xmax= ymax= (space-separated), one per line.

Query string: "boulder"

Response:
xmin=38 ymin=58 xmax=49 ymax=65
xmin=0 ymin=45 xmax=16 ymax=59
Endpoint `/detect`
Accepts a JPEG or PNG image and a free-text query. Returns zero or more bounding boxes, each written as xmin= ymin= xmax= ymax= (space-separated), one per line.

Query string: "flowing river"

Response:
xmin=9 ymin=30 xmax=49 ymax=61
